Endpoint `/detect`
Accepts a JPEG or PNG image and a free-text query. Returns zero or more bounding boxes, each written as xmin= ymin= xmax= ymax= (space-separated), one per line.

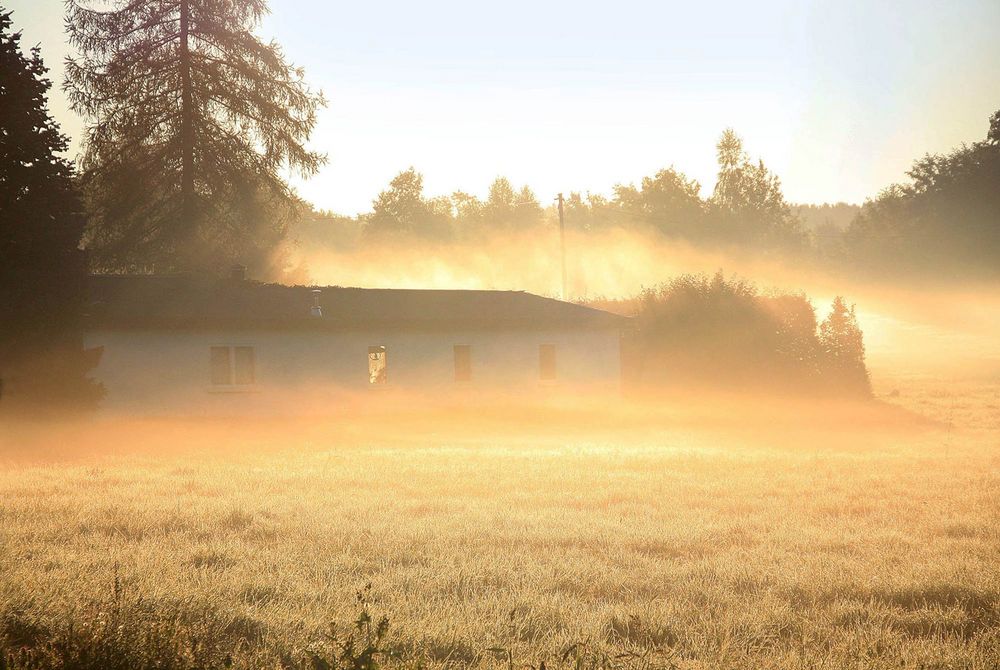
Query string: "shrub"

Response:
xmin=621 ymin=271 xmax=871 ymax=397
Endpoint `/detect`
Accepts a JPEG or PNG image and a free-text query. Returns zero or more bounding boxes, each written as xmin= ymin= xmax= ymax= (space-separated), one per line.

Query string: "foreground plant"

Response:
xmin=306 ymin=585 xmax=401 ymax=670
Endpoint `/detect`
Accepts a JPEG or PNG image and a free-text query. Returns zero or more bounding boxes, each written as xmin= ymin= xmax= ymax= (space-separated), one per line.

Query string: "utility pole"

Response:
xmin=557 ymin=193 xmax=567 ymax=300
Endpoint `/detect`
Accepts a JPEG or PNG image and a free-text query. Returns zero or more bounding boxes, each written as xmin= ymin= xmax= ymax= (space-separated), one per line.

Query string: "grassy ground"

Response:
xmin=1 ymin=382 xmax=998 ymax=669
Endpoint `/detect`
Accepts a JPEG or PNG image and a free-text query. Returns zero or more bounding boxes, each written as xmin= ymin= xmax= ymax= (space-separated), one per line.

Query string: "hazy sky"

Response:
xmin=8 ymin=0 xmax=1000 ymax=214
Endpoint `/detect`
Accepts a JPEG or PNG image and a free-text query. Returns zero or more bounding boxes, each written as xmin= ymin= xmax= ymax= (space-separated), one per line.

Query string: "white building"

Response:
xmin=84 ymin=274 xmax=627 ymax=414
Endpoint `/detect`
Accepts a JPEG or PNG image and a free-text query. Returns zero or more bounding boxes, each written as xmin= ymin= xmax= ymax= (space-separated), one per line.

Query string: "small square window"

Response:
xmin=210 ymin=346 xmax=255 ymax=386
xmin=539 ymin=344 xmax=557 ymax=381
xmin=454 ymin=345 xmax=472 ymax=382
xmin=369 ymin=346 xmax=387 ymax=384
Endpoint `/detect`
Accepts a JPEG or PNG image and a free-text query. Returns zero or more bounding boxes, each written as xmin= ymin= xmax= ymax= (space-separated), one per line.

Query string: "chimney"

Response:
xmin=310 ymin=289 xmax=323 ymax=318
xmin=230 ymin=264 xmax=247 ymax=281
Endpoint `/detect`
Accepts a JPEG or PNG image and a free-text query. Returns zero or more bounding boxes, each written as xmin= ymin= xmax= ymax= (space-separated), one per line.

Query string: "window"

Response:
xmin=369 ymin=345 xmax=387 ymax=384
xmin=454 ymin=345 xmax=472 ymax=382
xmin=210 ymin=346 xmax=232 ymax=385
xmin=233 ymin=346 xmax=255 ymax=385
xmin=210 ymin=345 xmax=255 ymax=386
xmin=539 ymin=344 xmax=557 ymax=381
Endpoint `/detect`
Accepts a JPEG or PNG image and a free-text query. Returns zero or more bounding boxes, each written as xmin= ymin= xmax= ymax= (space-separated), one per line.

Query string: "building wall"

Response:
xmin=84 ymin=327 xmax=622 ymax=415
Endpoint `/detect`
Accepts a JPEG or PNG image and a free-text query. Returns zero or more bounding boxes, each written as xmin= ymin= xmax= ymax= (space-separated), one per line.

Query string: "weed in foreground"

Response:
xmin=306 ymin=584 xmax=401 ymax=670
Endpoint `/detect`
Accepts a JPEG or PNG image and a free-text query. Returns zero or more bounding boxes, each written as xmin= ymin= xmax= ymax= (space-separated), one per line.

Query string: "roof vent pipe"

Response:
xmin=310 ymin=289 xmax=323 ymax=318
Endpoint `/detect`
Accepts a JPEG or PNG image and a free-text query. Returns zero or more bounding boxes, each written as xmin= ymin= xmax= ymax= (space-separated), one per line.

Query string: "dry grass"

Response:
xmin=1 ymin=383 xmax=999 ymax=669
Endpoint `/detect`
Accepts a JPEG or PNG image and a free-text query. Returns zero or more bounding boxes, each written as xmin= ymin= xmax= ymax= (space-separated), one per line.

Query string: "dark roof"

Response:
xmin=85 ymin=275 xmax=627 ymax=331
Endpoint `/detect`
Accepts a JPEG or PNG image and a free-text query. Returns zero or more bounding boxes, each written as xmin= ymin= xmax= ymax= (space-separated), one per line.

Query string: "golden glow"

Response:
xmin=2 ymin=1 xmax=998 ymax=666
xmin=297 ymin=227 xmax=1000 ymax=377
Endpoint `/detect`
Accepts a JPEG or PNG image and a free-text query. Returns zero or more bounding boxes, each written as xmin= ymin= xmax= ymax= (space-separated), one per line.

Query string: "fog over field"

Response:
xmin=2 ymin=385 xmax=999 ymax=669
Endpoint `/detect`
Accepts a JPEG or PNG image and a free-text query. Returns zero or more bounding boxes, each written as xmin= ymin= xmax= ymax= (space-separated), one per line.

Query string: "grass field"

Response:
xmin=1 ymin=380 xmax=999 ymax=669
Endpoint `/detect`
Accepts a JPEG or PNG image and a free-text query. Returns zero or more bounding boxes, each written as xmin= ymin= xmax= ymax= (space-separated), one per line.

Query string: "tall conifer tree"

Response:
xmin=64 ymin=0 xmax=326 ymax=272
xmin=819 ymin=297 xmax=871 ymax=396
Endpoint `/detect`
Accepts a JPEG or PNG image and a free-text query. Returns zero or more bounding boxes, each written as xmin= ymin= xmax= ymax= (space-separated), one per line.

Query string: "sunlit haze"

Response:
xmin=3 ymin=0 xmax=1000 ymax=666
xmin=8 ymin=0 xmax=1000 ymax=213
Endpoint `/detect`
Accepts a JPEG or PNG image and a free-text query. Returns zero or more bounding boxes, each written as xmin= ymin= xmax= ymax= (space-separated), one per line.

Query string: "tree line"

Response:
xmin=5 ymin=0 xmax=996 ymax=287
xmin=324 ymin=112 xmax=999 ymax=283
xmin=345 ymin=128 xmax=804 ymax=253
xmin=3 ymin=0 xmax=996 ymax=288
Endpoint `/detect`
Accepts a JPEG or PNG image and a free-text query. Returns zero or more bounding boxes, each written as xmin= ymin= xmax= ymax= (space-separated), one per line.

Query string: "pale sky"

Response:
xmin=8 ymin=0 xmax=1000 ymax=215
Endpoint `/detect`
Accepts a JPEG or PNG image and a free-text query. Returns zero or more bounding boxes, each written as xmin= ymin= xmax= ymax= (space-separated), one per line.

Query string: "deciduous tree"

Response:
xmin=710 ymin=128 xmax=803 ymax=249
xmin=365 ymin=168 xmax=453 ymax=239
xmin=614 ymin=167 xmax=705 ymax=238
xmin=845 ymin=109 xmax=1000 ymax=279
xmin=482 ymin=177 xmax=543 ymax=231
